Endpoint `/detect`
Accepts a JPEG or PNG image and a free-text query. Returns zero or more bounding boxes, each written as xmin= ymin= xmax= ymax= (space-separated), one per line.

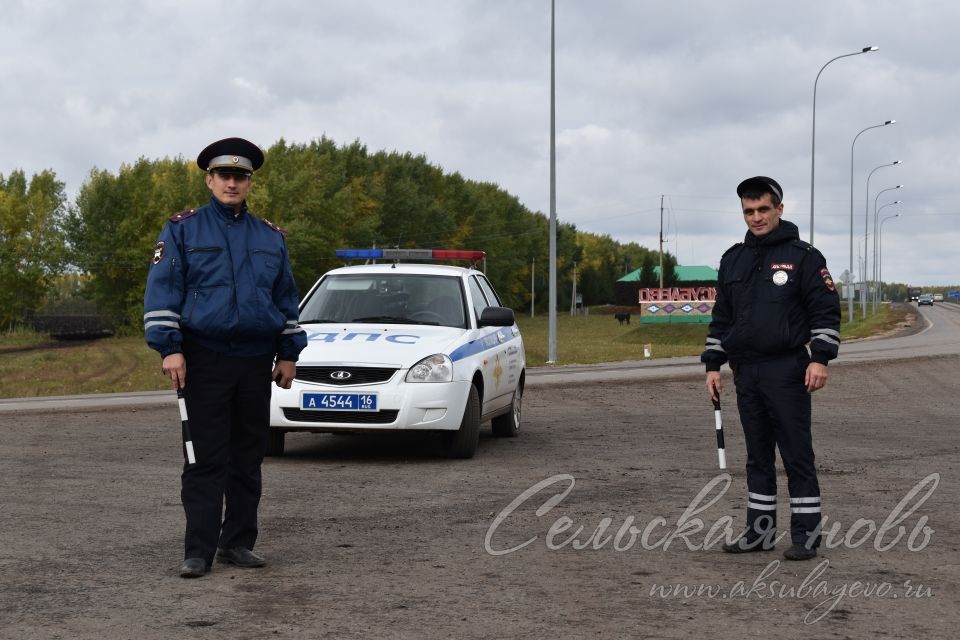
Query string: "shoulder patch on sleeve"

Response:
xmin=721 ymin=242 xmax=743 ymax=258
xmin=261 ymin=218 xmax=288 ymax=237
xmin=168 ymin=209 xmax=198 ymax=222
xmin=152 ymin=241 xmax=165 ymax=265
xmin=820 ymin=267 xmax=836 ymax=292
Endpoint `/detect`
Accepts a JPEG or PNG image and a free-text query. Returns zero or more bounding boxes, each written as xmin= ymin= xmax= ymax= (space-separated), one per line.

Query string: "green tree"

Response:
xmin=65 ymin=158 xmax=208 ymax=327
xmin=883 ymin=282 xmax=909 ymax=302
xmin=63 ymin=135 xmax=664 ymax=327
xmin=0 ymin=170 xmax=68 ymax=327
xmin=661 ymin=253 xmax=678 ymax=286
xmin=638 ymin=252 xmax=658 ymax=287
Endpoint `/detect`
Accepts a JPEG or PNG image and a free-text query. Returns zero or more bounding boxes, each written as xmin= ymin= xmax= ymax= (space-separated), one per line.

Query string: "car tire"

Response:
xmin=265 ymin=429 xmax=285 ymax=457
xmin=491 ymin=385 xmax=521 ymax=437
xmin=443 ymin=384 xmax=480 ymax=459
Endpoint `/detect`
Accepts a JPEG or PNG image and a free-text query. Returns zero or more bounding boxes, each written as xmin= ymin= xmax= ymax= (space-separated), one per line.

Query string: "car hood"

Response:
xmin=298 ymin=323 xmax=468 ymax=367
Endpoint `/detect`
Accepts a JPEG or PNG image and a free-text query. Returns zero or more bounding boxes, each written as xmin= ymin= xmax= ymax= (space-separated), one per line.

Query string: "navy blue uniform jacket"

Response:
xmin=701 ymin=220 xmax=841 ymax=371
xmin=143 ymin=196 xmax=306 ymax=361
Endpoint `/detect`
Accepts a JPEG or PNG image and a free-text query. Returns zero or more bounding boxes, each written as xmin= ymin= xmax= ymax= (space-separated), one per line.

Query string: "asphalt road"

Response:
xmin=1 ymin=303 xmax=958 ymax=639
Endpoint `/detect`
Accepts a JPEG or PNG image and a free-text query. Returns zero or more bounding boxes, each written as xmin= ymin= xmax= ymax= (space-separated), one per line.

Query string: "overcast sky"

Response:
xmin=3 ymin=0 xmax=959 ymax=286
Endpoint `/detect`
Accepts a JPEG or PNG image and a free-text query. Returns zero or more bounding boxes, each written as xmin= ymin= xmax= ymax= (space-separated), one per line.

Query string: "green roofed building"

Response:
xmin=617 ymin=265 xmax=719 ymax=283
xmin=615 ymin=264 xmax=719 ymax=323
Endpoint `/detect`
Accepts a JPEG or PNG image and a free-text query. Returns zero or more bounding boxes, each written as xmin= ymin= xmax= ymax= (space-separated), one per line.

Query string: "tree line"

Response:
xmin=2 ymin=136 xmax=674 ymax=331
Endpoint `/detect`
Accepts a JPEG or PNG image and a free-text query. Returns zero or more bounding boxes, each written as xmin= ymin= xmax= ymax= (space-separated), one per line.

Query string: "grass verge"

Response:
xmin=0 ymin=334 xmax=169 ymax=398
xmin=0 ymin=302 xmax=914 ymax=398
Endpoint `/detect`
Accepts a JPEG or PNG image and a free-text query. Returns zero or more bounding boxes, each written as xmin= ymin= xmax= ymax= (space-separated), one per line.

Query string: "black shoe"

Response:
xmin=721 ymin=538 xmax=775 ymax=554
xmin=216 ymin=547 xmax=266 ymax=568
xmin=179 ymin=557 xmax=210 ymax=578
xmin=783 ymin=544 xmax=818 ymax=561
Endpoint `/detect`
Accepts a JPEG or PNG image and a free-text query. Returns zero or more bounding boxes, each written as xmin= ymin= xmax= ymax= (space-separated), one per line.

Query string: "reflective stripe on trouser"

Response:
xmin=734 ymin=352 xmax=822 ymax=547
xmin=180 ymin=341 xmax=274 ymax=563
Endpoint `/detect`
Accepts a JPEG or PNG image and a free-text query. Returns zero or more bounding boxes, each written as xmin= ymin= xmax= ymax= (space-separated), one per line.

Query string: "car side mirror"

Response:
xmin=478 ymin=306 xmax=515 ymax=327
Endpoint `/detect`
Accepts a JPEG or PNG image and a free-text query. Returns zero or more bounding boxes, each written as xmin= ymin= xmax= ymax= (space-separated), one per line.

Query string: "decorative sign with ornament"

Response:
xmin=637 ymin=287 xmax=717 ymax=302
xmin=638 ymin=288 xmax=716 ymax=324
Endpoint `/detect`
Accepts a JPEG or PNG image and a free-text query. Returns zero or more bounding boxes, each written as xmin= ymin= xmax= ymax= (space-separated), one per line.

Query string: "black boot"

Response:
xmin=783 ymin=544 xmax=817 ymax=561
xmin=721 ymin=537 xmax=775 ymax=554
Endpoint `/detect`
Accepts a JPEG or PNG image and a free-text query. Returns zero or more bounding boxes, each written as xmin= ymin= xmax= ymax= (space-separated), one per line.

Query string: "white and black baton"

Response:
xmin=177 ymin=387 xmax=196 ymax=465
xmin=712 ymin=397 xmax=726 ymax=470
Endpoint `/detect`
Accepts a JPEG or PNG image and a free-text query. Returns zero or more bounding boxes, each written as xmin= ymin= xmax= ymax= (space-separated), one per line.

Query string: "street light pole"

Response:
xmin=878 ymin=213 xmax=902 ymax=305
xmin=810 ymin=46 xmax=879 ymax=245
xmin=847 ymin=120 xmax=894 ymax=322
xmin=872 ymin=186 xmax=903 ymax=312
xmin=547 ymin=0 xmax=557 ymax=363
xmin=862 ymin=160 xmax=901 ymax=319
xmin=873 ymin=200 xmax=901 ymax=311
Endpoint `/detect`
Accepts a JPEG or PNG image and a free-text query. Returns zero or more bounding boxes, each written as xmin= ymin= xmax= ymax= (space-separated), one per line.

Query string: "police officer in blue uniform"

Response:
xmin=144 ymin=137 xmax=307 ymax=578
xmin=702 ymin=176 xmax=840 ymax=561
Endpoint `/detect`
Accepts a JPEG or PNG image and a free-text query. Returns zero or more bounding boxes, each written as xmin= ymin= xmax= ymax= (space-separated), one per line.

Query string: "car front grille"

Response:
xmin=294 ymin=366 xmax=398 ymax=386
xmin=282 ymin=409 xmax=400 ymax=424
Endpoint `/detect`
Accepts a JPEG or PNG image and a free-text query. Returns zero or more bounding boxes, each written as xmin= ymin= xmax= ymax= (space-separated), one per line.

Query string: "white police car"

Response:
xmin=268 ymin=249 xmax=525 ymax=458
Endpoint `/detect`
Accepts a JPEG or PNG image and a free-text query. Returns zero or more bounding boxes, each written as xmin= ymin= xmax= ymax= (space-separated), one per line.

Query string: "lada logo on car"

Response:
xmin=330 ymin=370 xmax=352 ymax=380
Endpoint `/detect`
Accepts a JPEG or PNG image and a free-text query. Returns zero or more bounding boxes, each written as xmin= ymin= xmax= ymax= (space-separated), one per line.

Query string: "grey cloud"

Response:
xmin=2 ymin=0 xmax=958 ymax=284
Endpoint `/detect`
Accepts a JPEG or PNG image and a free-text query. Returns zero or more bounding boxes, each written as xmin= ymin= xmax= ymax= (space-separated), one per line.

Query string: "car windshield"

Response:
xmin=300 ymin=273 xmax=467 ymax=329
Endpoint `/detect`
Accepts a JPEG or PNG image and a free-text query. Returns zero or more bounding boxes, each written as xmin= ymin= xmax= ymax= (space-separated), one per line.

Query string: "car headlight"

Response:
xmin=406 ymin=354 xmax=453 ymax=383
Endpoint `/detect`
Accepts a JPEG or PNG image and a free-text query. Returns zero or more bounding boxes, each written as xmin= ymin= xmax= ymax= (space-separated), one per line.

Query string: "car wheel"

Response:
xmin=265 ymin=428 xmax=285 ymax=456
xmin=491 ymin=385 xmax=521 ymax=437
xmin=442 ymin=384 xmax=480 ymax=459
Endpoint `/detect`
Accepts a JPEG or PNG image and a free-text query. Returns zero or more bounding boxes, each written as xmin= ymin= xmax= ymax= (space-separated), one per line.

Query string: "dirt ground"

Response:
xmin=1 ymin=355 xmax=958 ymax=639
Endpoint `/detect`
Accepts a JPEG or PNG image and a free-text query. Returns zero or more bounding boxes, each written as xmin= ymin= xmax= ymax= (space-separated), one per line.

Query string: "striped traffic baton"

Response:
xmin=177 ymin=387 xmax=196 ymax=465
xmin=712 ymin=397 xmax=726 ymax=470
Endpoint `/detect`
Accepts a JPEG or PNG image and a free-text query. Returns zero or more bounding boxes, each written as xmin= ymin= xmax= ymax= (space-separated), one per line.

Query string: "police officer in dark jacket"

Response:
xmin=702 ymin=176 xmax=840 ymax=561
xmin=144 ymin=137 xmax=307 ymax=578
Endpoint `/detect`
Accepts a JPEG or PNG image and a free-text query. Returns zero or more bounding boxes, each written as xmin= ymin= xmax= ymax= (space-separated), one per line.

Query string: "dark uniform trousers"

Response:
xmin=181 ymin=341 xmax=274 ymax=562
xmin=734 ymin=351 xmax=822 ymax=547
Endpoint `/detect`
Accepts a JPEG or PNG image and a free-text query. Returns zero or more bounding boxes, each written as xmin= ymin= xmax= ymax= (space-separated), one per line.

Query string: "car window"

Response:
xmin=476 ymin=275 xmax=502 ymax=307
xmin=300 ymin=274 xmax=467 ymax=328
xmin=467 ymin=276 xmax=490 ymax=325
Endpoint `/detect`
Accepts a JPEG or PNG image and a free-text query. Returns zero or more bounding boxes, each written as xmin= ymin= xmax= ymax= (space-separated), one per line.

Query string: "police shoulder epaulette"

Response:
xmin=721 ymin=242 xmax=743 ymax=258
xmin=792 ymin=239 xmax=814 ymax=252
xmin=168 ymin=208 xmax=198 ymax=222
xmin=261 ymin=218 xmax=288 ymax=237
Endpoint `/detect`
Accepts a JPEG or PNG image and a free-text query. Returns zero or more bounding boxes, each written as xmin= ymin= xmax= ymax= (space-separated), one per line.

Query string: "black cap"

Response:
xmin=196 ymin=137 xmax=264 ymax=175
xmin=736 ymin=176 xmax=783 ymax=202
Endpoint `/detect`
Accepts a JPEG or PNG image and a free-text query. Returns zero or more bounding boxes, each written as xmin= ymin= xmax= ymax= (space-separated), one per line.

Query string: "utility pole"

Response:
xmin=659 ymin=195 xmax=665 ymax=289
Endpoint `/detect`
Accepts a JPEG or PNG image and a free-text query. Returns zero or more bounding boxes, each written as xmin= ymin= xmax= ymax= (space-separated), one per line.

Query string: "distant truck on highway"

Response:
xmin=908 ymin=287 xmax=922 ymax=301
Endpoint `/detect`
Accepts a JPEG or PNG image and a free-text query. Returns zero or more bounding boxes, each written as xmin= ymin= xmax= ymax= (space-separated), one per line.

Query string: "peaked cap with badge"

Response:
xmin=196 ymin=137 xmax=264 ymax=176
xmin=736 ymin=176 xmax=783 ymax=202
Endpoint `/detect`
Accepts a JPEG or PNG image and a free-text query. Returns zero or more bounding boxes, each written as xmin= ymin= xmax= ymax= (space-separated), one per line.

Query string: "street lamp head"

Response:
xmin=894 ymin=200 xmax=902 ymax=204
xmin=895 ymin=184 xmax=903 ymax=189
xmin=893 ymin=160 xmax=902 ymax=165
xmin=863 ymin=46 xmax=879 ymax=52
xmin=884 ymin=120 xmax=896 ymax=125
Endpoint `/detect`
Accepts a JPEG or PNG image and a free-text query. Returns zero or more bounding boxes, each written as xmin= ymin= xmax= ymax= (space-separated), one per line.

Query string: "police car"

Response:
xmin=268 ymin=249 xmax=525 ymax=458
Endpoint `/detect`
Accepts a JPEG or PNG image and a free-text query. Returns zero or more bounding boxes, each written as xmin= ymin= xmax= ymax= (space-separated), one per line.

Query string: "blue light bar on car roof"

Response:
xmin=335 ymin=249 xmax=486 ymax=260
xmin=335 ymin=249 xmax=383 ymax=259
